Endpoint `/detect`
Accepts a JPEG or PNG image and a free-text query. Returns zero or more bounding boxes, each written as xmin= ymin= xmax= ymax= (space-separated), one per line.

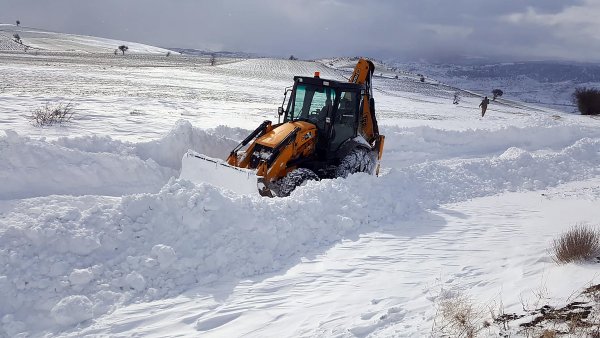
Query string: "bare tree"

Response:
xmin=29 ymin=102 xmax=75 ymax=127
xmin=16 ymin=20 xmax=20 ymax=27
xmin=118 ymin=45 xmax=129 ymax=55
xmin=13 ymin=33 xmax=21 ymax=43
xmin=289 ymin=55 xmax=297 ymax=60
xmin=209 ymin=54 xmax=216 ymax=66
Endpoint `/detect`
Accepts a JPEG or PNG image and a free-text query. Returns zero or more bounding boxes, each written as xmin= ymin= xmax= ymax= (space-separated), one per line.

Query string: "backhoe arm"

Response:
xmin=349 ymin=59 xmax=380 ymax=146
xmin=350 ymin=58 xmax=385 ymax=174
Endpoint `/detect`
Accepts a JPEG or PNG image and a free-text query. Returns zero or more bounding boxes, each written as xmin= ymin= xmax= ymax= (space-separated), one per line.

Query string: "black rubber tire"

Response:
xmin=275 ymin=168 xmax=319 ymax=197
xmin=335 ymin=147 xmax=376 ymax=178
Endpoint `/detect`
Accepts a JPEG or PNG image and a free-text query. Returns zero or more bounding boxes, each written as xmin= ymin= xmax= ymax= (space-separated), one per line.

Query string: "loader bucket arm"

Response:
xmin=227 ymin=120 xmax=272 ymax=167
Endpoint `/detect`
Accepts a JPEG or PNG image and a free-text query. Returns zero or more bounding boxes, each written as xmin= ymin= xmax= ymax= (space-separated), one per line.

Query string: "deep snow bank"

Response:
xmin=53 ymin=120 xmax=240 ymax=171
xmin=0 ymin=132 xmax=598 ymax=336
xmin=0 ymin=130 xmax=172 ymax=200
xmin=382 ymin=124 xmax=600 ymax=167
xmin=0 ymin=121 xmax=239 ymax=199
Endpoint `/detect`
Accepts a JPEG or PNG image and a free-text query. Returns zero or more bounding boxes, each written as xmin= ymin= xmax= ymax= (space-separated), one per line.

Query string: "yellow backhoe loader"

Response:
xmin=180 ymin=58 xmax=385 ymax=197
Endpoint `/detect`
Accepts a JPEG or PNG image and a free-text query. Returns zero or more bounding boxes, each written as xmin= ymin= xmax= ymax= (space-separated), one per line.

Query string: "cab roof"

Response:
xmin=293 ymin=76 xmax=365 ymax=91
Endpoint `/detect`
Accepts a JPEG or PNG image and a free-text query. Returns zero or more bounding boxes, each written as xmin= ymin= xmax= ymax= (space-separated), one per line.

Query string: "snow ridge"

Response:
xmin=0 ymin=121 xmax=238 ymax=199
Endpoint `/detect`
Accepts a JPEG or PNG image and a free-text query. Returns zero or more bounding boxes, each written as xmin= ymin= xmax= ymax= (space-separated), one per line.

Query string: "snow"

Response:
xmin=0 ymin=24 xmax=174 ymax=54
xmin=1 ymin=34 xmax=600 ymax=337
xmin=391 ymin=61 xmax=600 ymax=111
xmin=51 ymin=295 xmax=94 ymax=327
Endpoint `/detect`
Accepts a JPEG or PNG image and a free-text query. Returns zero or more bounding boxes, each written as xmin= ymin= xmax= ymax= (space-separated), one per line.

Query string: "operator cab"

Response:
xmin=282 ymin=75 xmax=365 ymax=157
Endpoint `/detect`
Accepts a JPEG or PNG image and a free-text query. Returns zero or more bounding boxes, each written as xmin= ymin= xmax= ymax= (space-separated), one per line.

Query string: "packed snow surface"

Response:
xmin=1 ymin=46 xmax=600 ymax=337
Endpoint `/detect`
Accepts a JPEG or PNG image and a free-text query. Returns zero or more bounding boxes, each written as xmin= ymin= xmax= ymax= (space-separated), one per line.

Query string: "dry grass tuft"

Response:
xmin=539 ymin=329 xmax=558 ymax=338
xmin=552 ymin=224 xmax=600 ymax=264
xmin=434 ymin=293 xmax=490 ymax=338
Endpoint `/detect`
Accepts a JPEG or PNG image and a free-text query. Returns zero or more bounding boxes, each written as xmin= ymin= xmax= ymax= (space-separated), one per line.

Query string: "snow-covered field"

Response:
xmin=1 ymin=33 xmax=600 ymax=337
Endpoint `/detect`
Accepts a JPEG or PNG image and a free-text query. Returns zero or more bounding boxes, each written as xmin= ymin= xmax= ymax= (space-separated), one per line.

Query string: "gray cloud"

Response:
xmin=1 ymin=0 xmax=597 ymax=62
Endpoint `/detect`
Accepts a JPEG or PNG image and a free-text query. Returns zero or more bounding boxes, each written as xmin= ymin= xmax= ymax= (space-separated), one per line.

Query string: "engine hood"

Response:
xmin=257 ymin=121 xmax=316 ymax=148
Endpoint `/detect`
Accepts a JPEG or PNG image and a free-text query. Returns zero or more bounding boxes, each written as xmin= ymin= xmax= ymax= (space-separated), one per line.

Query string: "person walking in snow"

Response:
xmin=453 ymin=92 xmax=460 ymax=105
xmin=479 ymin=96 xmax=490 ymax=117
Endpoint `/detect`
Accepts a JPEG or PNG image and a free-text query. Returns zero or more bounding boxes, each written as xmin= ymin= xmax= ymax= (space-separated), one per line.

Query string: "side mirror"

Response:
xmin=278 ymin=106 xmax=284 ymax=116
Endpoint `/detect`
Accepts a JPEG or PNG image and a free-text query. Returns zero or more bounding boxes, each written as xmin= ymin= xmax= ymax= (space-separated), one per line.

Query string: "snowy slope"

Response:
xmin=1 ymin=52 xmax=600 ymax=337
xmin=0 ymin=24 xmax=174 ymax=54
xmin=394 ymin=61 xmax=600 ymax=111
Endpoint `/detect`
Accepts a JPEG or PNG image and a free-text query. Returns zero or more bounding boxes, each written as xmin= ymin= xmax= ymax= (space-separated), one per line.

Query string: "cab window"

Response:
xmin=330 ymin=91 xmax=359 ymax=151
xmin=287 ymin=84 xmax=336 ymax=127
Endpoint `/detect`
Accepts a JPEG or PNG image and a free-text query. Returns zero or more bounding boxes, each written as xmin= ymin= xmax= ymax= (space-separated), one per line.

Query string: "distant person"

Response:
xmin=479 ymin=96 xmax=490 ymax=117
xmin=453 ymin=92 xmax=460 ymax=105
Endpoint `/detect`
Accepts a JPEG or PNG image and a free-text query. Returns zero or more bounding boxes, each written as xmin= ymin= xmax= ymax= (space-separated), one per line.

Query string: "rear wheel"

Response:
xmin=275 ymin=168 xmax=319 ymax=197
xmin=335 ymin=147 xmax=376 ymax=178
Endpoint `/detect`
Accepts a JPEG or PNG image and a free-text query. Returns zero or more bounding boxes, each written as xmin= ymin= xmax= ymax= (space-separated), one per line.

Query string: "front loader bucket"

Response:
xmin=180 ymin=150 xmax=260 ymax=196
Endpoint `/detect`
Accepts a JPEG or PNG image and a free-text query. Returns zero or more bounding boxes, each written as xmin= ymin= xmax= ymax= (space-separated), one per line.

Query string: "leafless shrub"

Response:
xmin=433 ymin=292 xmax=491 ymax=338
xmin=552 ymin=224 xmax=600 ymax=264
xmin=492 ymin=89 xmax=503 ymax=101
xmin=573 ymin=87 xmax=600 ymax=115
xmin=29 ymin=102 xmax=75 ymax=127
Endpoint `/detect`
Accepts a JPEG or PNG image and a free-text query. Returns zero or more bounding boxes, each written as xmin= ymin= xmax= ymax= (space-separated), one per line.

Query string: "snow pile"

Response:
xmin=1 ymin=121 xmax=240 ymax=199
xmin=54 ymin=120 xmax=239 ymax=171
xmin=0 ymin=127 xmax=598 ymax=335
xmin=383 ymin=137 xmax=600 ymax=207
xmin=0 ymin=130 xmax=172 ymax=199
xmin=0 ymin=179 xmax=370 ymax=335
xmin=383 ymin=124 xmax=600 ymax=167
xmin=51 ymin=295 xmax=94 ymax=327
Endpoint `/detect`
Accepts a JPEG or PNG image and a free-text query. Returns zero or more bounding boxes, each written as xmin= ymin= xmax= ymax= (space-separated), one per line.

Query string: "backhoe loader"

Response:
xmin=180 ymin=58 xmax=385 ymax=197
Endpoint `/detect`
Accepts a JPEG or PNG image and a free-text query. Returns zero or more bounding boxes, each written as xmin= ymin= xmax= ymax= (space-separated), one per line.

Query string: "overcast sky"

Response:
xmin=1 ymin=0 xmax=599 ymax=62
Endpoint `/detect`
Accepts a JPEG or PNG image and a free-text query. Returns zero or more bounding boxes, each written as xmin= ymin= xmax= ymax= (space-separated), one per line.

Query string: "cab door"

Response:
xmin=328 ymin=90 xmax=359 ymax=154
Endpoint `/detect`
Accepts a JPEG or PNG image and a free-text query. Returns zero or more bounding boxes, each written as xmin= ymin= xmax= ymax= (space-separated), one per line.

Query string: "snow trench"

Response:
xmin=0 ymin=123 xmax=598 ymax=335
xmin=2 ymin=121 xmax=597 ymax=200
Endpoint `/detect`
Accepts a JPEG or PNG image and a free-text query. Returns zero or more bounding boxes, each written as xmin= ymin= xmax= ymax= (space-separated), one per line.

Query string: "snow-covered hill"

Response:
xmin=395 ymin=61 xmax=600 ymax=111
xmin=1 ymin=51 xmax=600 ymax=337
xmin=0 ymin=23 xmax=174 ymax=54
